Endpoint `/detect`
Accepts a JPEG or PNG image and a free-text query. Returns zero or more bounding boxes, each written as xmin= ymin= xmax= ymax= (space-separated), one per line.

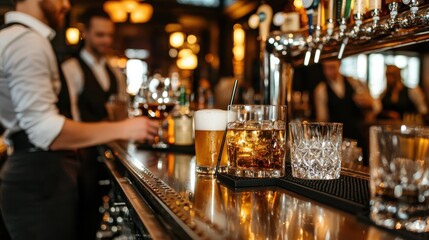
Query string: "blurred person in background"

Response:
xmin=314 ymin=59 xmax=381 ymax=164
xmin=62 ymin=8 xmax=127 ymax=122
xmin=61 ymin=8 xmax=127 ymax=239
xmin=377 ymin=65 xmax=427 ymax=122
xmin=0 ymin=0 xmax=158 ymax=239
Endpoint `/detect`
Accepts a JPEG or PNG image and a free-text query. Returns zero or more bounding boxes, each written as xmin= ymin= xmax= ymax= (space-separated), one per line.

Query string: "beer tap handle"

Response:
xmin=326 ymin=0 xmax=335 ymax=36
xmin=257 ymin=4 xmax=273 ymax=42
xmin=353 ymin=0 xmax=366 ymax=28
xmin=302 ymin=0 xmax=320 ymax=65
xmin=303 ymin=0 xmax=319 ymax=35
xmin=307 ymin=9 xmax=315 ymax=35
xmin=336 ymin=0 xmax=352 ymax=36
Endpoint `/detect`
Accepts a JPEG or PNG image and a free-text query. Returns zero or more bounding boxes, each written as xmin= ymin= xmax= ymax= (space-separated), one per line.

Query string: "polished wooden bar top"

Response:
xmin=104 ymin=142 xmax=399 ymax=240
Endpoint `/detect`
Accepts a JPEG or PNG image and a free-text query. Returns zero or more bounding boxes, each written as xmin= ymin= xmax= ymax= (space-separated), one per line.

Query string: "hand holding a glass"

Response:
xmin=105 ymin=94 xmax=159 ymax=143
xmin=105 ymin=94 xmax=129 ymax=121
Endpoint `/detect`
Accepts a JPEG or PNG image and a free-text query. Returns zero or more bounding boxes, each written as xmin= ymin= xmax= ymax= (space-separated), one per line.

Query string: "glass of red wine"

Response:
xmin=139 ymin=75 xmax=176 ymax=148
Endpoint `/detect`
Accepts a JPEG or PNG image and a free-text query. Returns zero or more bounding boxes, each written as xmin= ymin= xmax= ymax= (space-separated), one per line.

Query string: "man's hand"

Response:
xmin=353 ymin=93 xmax=374 ymax=110
xmin=120 ymin=117 xmax=159 ymax=142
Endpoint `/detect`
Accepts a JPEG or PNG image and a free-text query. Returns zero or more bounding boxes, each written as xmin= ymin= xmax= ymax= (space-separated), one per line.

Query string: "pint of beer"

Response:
xmin=194 ymin=109 xmax=228 ymax=174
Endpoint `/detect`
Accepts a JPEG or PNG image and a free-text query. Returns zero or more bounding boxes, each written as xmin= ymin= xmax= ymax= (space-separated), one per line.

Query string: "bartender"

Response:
xmin=378 ymin=65 xmax=428 ymax=121
xmin=61 ymin=8 xmax=124 ymax=239
xmin=314 ymin=59 xmax=381 ymax=163
xmin=0 ymin=0 xmax=159 ymax=239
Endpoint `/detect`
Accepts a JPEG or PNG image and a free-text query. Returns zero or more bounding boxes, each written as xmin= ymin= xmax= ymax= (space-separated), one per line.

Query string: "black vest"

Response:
xmin=1 ymin=22 xmax=72 ymax=119
xmin=326 ymin=77 xmax=363 ymax=141
xmin=76 ymin=55 xmax=118 ymax=122
xmin=381 ymin=87 xmax=417 ymax=118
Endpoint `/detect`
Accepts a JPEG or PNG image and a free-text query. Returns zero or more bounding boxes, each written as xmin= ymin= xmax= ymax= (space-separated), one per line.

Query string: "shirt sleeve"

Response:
xmin=62 ymin=58 xmax=83 ymax=121
xmin=408 ymin=87 xmax=428 ymax=115
xmin=4 ymin=31 xmax=65 ymax=150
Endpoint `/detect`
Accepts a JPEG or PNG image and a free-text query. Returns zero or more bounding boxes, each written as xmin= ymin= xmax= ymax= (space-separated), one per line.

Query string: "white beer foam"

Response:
xmin=194 ymin=109 xmax=227 ymax=130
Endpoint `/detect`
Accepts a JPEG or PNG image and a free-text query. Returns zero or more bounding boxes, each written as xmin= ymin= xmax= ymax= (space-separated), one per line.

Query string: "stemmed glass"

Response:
xmin=138 ymin=75 xmax=176 ymax=148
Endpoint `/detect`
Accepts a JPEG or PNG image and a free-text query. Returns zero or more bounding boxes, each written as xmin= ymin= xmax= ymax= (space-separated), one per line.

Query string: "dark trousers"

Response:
xmin=0 ymin=150 xmax=80 ymax=240
xmin=78 ymin=147 xmax=109 ymax=240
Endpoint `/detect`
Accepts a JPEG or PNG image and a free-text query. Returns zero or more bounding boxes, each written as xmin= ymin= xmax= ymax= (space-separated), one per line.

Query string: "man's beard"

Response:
xmin=88 ymin=42 xmax=106 ymax=59
xmin=39 ymin=0 xmax=64 ymax=30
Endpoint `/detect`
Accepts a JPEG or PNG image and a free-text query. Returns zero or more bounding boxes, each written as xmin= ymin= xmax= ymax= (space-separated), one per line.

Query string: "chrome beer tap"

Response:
xmin=325 ymin=0 xmax=335 ymax=39
xmin=337 ymin=0 xmax=352 ymax=59
xmin=386 ymin=1 xmax=402 ymax=29
xmin=313 ymin=3 xmax=324 ymax=64
xmin=400 ymin=0 xmax=421 ymax=28
xmin=368 ymin=0 xmax=387 ymax=35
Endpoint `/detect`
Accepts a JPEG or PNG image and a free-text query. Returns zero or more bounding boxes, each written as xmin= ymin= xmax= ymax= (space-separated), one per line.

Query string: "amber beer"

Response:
xmin=194 ymin=109 xmax=228 ymax=174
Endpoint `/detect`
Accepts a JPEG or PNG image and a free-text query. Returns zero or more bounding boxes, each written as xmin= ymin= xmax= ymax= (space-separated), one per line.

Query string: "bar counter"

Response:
xmin=101 ymin=142 xmax=400 ymax=240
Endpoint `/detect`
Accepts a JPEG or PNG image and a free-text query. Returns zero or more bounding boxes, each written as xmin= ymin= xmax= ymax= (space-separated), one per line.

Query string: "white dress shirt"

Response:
xmin=62 ymin=49 xmax=126 ymax=121
xmin=0 ymin=11 xmax=66 ymax=150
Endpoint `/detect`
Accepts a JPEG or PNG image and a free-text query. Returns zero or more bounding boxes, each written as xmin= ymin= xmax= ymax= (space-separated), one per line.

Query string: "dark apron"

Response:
xmin=0 ymin=22 xmax=80 ymax=240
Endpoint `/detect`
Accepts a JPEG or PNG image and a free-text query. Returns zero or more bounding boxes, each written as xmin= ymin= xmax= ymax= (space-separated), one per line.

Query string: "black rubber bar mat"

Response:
xmin=216 ymin=173 xmax=277 ymax=188
xmin=136 ymin=143 xmax=195 ymax=155
xmin=357 ymin=212 xmax=429 ymax=240
xmin=276 ymin=168 xmax=370 ymax=214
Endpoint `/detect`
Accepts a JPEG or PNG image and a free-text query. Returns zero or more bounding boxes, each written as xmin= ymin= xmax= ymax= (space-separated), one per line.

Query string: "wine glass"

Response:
xmin=139 ymin=75 xmax=176 ymax=148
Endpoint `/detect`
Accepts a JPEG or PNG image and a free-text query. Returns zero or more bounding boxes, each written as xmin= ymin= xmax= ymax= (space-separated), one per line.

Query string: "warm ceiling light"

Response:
xmin=111 ymin=9 xmax=128 ymax=23
xmin=104 ymin=1 xmax=128 ymax=22
xmin=103 ymin=1 xmax=121 ymax=13
xmin=187 ymin=35 xmax=197 ymax=44
xmin=66 ymin=27 xmax=80 ymax=45
xmin=130 ymin=3 xmax=153 ymax=23
xmin=122 ymin=0 xmax=139 ymax=13
xmin=294 ymin=0 xmax=303 ymax=9
xmin=104 ymin=0 xmax=153 ymax=23
xmin=170 ymin=32 xmax=185 ymax=48
xmin=177 ymin=49 xmax=198 ymax=70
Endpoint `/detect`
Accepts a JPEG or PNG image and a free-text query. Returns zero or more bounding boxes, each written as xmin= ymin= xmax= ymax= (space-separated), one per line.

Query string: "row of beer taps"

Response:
xmin=252 ymin=0 xmax=429 ymax=66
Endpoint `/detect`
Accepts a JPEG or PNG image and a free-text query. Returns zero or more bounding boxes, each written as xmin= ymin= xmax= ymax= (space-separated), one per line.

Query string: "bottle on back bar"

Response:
xmin=173 ymin=85 xmax=194 ymax=145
